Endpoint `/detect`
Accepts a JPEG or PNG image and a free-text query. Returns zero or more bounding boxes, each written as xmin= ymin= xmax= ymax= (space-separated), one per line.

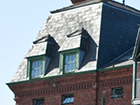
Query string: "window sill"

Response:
xmin=62 ymin=102 xmax=74 ymax=105
xmin=111 ymin=96 xmax=123 ymax=100
xmin=64 ymin=71 xmax=75 ymax=75
xmin=30 ymin=75 xmax=44 ymax=80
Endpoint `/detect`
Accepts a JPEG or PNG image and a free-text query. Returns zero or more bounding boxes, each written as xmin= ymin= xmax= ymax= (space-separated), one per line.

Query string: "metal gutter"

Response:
xmin=6 ymin=64 xmax=132 ymax=86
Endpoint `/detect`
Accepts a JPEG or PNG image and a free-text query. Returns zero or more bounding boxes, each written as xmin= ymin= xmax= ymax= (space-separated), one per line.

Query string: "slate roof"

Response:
xmin=103 ymin=47 xmax=134 ymax=69
xmin=26 ymin=42 xmax=47 ymax=58
xmin=10 ymin=0 xmax=140 ymax=82
xmin=59 ymin=35 xmax=81 ymax=52
xmin=58 ymin=30 xmax=82 ymax=52
xmin=97 ymin=3 xmax=140 ymax=68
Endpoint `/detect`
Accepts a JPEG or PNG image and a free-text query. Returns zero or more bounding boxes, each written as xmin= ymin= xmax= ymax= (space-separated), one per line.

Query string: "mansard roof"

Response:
xmin=10 ymin=0 xmax=140 ymax=83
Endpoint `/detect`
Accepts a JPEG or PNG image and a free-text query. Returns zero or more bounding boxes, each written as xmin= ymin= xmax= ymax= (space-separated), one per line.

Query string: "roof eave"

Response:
xmin=7 ymin=63 xmax=133 ymax=86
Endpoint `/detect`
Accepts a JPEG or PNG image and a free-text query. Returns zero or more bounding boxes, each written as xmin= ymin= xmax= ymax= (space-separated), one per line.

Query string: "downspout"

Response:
xmin=132 ymin=59 xmax=137 ymax=100
xmin=102 ymin=97 xmax=104 ymax=105
xmin=95 ymin=70 xmax=99 ymax=105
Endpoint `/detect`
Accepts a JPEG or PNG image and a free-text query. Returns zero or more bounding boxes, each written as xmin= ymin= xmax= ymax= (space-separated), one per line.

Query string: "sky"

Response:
xmin=0 ymin=0 xmax=140 ymax=104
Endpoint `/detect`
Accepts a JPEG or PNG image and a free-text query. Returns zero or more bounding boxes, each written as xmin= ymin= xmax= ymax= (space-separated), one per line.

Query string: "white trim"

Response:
xmin=132 ymin=99 xmax=140 ymax=104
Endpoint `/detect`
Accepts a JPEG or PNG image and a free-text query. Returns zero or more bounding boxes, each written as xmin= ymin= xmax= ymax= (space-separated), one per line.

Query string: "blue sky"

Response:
xmin=0 ymin=0 xmax=140 ymax=104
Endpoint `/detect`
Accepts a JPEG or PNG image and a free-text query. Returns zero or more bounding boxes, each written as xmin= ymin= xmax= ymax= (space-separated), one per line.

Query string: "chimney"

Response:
xmin=71 ymin=0 xmax=86 ymax=4
xmin=71 ymin=0 xmax=113 ymax=4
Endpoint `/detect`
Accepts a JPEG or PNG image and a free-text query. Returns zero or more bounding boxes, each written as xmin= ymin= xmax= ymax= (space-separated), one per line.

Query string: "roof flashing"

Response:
xmin=33 ymin=34 xmax=51 ymax=44
xmin=67 ymin=30 xmax=81 ymax=38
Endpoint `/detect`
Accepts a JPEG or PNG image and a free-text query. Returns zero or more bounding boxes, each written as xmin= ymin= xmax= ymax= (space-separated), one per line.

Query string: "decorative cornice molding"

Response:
xmin=12 ymin=73 xmax=96 ymax=92
xmin=99 ymin=68 xmax=132 ymax=78
xmin=15 ymin=75 xmax=132 ymax=99
xmin=15 ymin=81 xmax=95 ymax=99
xmin=99 ymin=75 xmax=132 ymax=87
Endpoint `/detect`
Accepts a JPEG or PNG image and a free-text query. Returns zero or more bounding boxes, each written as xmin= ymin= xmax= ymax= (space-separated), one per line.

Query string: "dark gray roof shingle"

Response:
xmin=26 ymin=42 xmax=47 ymax=58
xmin=97 ymin=3 xmax=140 ymax=68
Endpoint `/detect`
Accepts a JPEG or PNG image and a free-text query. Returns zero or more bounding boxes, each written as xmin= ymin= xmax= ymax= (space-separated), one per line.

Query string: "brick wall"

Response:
xmin=97 ymin=67 xmax=132 ymax=105
xmin=9 ymin=67 xmax=132 ymax=105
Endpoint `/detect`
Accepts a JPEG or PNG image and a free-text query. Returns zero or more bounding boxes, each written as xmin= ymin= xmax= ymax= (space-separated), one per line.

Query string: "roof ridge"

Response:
xmin=50 ymin=0 xmax=102 ymax=13
xmin=33 ymin=34 xmax=50 ymax=44
xmin=50 ymin=0 xmax=140 ymax=15
xmin=67 ymin=30 xmax=81 ymax=38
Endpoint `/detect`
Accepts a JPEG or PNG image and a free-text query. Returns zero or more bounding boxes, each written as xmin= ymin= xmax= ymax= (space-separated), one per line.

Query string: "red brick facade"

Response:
xmin=8 ymin=67 xmax=132 ymax=105
xmin=97 ymin=67 xmax=132 ymax=105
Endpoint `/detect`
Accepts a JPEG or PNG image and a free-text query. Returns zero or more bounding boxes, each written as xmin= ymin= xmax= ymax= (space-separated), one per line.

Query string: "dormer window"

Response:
xmin=27 ymin=56 xmax=45 ymax=79
xmin=60 ymin=49 xmax=79 ymax=73
xmin=26 ymin=35 xmax=57 ymax=79
xmin=59 ymin=28 xmax=88 ymax=74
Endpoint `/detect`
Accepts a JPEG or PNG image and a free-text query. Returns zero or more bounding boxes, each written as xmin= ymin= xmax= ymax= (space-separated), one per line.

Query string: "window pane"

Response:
xmin=39 ymin=61 xmax=41 ymax=66
xmin=65 ymin=56 xmax=69 ymax=64
xmin=65 ymin=54 xmax=76 ymax=72
xmin=33 ymin=99 xmax=44 ymax=105
xmin=71 ymin=97 xmax=74 ymax=102
xmin=65 ymin=65 xmax=67 ymax=72
xmin=69 ymin=55 xmax=72 ymax=62
xmin=111 ymin=87 xmax=123 ymax=99
xmin=35 ymin=61 xmax=37 ymax=68
xmin=37 ymin=69 xmax=39 ymax=76
xmin=32 ymin=62 xmax=35 ymax=69
xmin=72 ymin=55 xmax=75 ymax=62
xmin=35 ymin=70 xmax=37 ymax=77
xmin=36 ymin=61 xmax=38 ymax=68
xmin=31 ymin=70 xmax=34 ymax=77
xmin=62 ymin=95 xmax=74 ymax=104
xmin=72 ymin=63 xmax=75 ymax=70
xmin=31 ymin=60 xmax=42 ymax=78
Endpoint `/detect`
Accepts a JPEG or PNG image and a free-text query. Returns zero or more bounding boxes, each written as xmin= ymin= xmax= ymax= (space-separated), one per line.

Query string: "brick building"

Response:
xmin=7 ymin=0 xmax=140 ymax=105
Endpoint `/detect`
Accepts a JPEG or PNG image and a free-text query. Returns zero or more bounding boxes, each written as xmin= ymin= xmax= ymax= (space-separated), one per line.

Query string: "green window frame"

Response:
xmin=27 ymin=56 xmax=45 ymax=79
xmin=111 ymin=87 xmax=123 ymax=99
xmin=60 ymin=49 xmax=79 ymax=74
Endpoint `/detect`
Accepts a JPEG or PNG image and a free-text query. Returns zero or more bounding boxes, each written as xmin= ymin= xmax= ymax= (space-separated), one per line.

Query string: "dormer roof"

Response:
xmin=26 ymin=35 xmax=54 ymax=58
xmin=58 ymin=28 xmax=88 ymax=52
